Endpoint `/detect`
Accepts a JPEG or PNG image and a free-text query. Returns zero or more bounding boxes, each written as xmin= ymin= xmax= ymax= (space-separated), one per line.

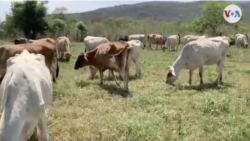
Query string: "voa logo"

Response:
xmin=223 ymin=4 xmax=242 ymax=23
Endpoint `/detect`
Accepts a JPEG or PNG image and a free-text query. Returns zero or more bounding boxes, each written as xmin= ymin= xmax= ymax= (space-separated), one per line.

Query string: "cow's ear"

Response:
xmin=167 ymin=66 xmax=171 ymax=71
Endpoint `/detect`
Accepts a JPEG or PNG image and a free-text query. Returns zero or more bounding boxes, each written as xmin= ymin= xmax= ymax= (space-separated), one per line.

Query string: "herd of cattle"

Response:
xmin=0 ymin=32 xmax=248 ymax=140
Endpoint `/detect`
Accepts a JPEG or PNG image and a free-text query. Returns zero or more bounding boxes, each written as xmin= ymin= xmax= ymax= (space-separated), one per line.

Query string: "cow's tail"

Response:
xmin=56 ymin=56 xmax=59 ymax=78
xmin=55 ymin=42 xmax=60 ymax=78
xmin=177 ymin=34 xmax=181 ymax=45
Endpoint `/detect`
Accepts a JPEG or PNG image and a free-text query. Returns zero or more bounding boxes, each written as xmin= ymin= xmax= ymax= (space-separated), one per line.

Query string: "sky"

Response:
xmin=0 ymin=0 xmax=196 ymax=21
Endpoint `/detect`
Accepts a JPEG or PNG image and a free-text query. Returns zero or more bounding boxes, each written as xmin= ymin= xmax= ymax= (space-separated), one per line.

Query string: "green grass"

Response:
xmin=1 ymin=40 xmax=250 ymax=141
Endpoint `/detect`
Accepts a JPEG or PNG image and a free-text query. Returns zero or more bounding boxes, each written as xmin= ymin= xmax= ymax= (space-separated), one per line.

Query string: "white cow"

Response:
xmin=84 ymin=36 xmax=109 ymax=52
xmin=235 ymin=33 xmax=248 ymax=47
xmin=0 ymin=50 xmax=52 ymax=141
xmin=163 ymin=34 xmax=181 ymax=51
xmin=166 ymin=37 xmax=230 ymax=86
xmin=83 ymin=36 xmax=110 ymax=79
xmin=128 ymin=34 xmax=146 ymax=48
xmin=127 ymin=40 xmax=144 ymax=77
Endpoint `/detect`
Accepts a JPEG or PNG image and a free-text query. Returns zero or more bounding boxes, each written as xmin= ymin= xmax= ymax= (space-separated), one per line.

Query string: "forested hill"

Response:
xmin=68 ymin=1 xmax=250 ymax=23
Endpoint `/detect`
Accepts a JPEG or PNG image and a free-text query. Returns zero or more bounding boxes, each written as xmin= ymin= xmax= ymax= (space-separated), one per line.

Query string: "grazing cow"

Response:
xmin=166 ymin=36 xmax=230 ymax=86
xmin=128 ymin=34 xmax=146 ymax=48
xmin=83 ymin=36 xmax=110 ymax=79
xmin=163 ymin=34 xmax=181 ymax=51
xmin=0 ymin=50 xmax=52 ymax=141
xmin=14 ymin=37 xmax=32 ymax=45
xmin=0 ymin=38 xmax=59 ymax=83
xmin=126 ymin=40 xmax=144 ymax=77
xmin=147 ymin=34 xmax=166 ymax=50
xmin=235 ymin=33 xmax=248 ymax=47
xmin=74 ymin=41 xmax=132 ymax=92
xmin=56 ymin=36 xmax=72 ymax=61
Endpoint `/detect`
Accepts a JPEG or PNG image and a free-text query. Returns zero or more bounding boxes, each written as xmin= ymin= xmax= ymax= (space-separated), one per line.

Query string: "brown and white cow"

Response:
xmin=147 ymin=34 xmax=166 ymax=50
xmin=0 ymin=38 xmax=59 ymax=83
xmin=74 ymin=41 xmax=132 ymax=92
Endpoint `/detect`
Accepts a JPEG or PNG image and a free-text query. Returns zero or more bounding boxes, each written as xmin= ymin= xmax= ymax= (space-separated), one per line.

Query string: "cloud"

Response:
xmin=0 ymin=0 xmax=194 ymax=21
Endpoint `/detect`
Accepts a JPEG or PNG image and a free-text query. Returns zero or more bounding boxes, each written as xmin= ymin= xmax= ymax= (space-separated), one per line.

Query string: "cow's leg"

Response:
xmin=89 ymin=66 xmax=98 ymax=79
xmin=38 ymin=114 xmax=49 ymax=141
xmin=60 ymin=51 xmax=63 ymax=60
xmin=133 ymin=57 xmax=141 ymax=78
xmin=198 ymin=66 xmax=204 ymax=85
xmin=50 ymin=68 xmax=56 ymax=83
xmin=111 ymin=70 xmax=120 ymax=86
xmin=214 ymin=59 xmax=224 ymax=85
xmin=99 ymin=69 xmax=104 ymax=85
xmin=124 ymin=56 xmax=132 ymax=92
xmin=188 ymin=70 xmax=193 ymax=86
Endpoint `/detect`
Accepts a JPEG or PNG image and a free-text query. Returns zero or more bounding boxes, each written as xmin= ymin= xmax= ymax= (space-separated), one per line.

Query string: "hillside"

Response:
xmin=69 ymin=1 xmax=250 ymax=23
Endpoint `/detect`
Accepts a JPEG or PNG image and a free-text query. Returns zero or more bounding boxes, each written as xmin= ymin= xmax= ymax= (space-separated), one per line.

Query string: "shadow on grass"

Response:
xmin=100 ymin=84 xmax=133 ymax=98
xmin=176 ymin=82 xmax=233 ymax=91
xmin=58 ymin=58 xmax=70 ymax=62
xmin=104 ymin=75 xmax=140 ymax=81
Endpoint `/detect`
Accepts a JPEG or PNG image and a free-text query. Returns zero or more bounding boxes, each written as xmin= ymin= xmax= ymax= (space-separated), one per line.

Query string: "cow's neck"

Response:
xmin=172 ymin=56 xmax=185 ymax=77
xmin=86 ymin=52 xmax=99 ymax=67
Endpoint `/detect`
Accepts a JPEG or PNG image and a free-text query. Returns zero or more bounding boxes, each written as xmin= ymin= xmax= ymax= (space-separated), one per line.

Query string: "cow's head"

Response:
xmin=14 ymin=38 xmax=30 ymax=45
xmin=74 ymin=53 xmax=88 ymax=70
xmin=166 ymin=66 xmax=178 ymax=84
xmin=118 ymin=35 xmax=128 ymax=41
xmin=162 ymin=37 xmax=167 ymax=45
xmin=64 ymin=52 xmax=73 ymax=61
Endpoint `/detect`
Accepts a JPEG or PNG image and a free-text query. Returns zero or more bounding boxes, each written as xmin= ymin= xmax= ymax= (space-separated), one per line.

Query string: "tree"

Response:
xmin=51 ymin=18 xmax=67 ymax=35
xmin=188 ymin=1 xmax=243 ymax=36
xmin=76 ymin=21 xmax=88 ymax=41
xmin=52 ymin=7 xmax=68 ymax=20
xmin=10 ymin=0 xmax=49 ymax=39
xmin=0 ymin=14 xmax=19 ymax=38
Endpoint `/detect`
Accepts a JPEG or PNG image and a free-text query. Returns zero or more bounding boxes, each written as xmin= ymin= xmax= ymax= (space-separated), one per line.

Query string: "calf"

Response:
xmin=83 ymin=36 xmax=110 ymax=79
xmin=74 ymin=41 xmax=132 ymax=92
xmin=0 ymin=50 xmax=53 ymax=141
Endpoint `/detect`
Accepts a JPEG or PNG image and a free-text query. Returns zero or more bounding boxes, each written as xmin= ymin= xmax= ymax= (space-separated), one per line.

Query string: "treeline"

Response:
xmin=0 ymin=1 xmax=249 ymax=42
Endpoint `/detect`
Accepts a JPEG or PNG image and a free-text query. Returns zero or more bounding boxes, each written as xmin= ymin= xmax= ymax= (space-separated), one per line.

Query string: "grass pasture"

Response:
xmin=1 ymin=40 xmax=250 ymax=141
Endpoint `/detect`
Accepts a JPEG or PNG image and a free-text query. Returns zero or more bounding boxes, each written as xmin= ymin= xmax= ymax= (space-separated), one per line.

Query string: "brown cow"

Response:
xmin=74 ymin=41 xmax=132 ymax=92
xmin=0 ymin=38 xmax=59 ymax=83
xmin=56 ymin=36 xmax=72 ymax=61
xmin=147 ymin=34 xmax=166 ymax=50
